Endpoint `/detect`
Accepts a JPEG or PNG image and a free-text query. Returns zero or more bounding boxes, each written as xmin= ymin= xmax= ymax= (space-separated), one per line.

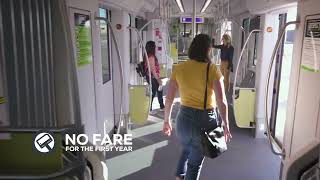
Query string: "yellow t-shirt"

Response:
xmin=171 ymin=60 xmax=222 ymax=110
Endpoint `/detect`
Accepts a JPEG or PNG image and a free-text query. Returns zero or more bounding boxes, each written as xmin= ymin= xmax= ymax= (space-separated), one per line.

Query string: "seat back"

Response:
xmin=234 ymin=89 xmax=256 ymax=128
xmin=129 ymin=85 xmax=150 ymax=125
xmin=0 ymin=133 xmax=63 ymax=175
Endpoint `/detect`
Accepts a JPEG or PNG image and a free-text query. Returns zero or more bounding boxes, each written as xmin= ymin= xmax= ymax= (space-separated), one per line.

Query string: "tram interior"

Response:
xmin=0 ymin=0 xmax=319 ymax=180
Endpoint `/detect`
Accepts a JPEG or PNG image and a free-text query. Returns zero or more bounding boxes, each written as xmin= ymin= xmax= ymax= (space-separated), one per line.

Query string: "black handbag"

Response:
xmin=199 ymin=63 xmax=227 ymax=158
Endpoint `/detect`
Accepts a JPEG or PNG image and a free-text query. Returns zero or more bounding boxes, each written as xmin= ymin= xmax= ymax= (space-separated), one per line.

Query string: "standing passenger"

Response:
xmin=213 ymin=34 xmax=234 ymax=91
xmin=144 ymin=41 xmax=165 ymax=114
xmin=163 ymin=34 xmax=232 ymax=180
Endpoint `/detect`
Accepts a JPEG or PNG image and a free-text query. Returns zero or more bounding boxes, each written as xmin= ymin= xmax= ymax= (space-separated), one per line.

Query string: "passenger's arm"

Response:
xmin=149 ymin=57 xmax=161 ymax=84
xmin=213 ymin=77 xmax=232 ymax=142
xmin=163 ymin=79 xmax=178 ymax=136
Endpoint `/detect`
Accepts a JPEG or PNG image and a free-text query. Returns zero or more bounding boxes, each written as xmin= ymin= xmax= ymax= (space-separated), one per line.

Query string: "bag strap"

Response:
xmin=203 ymin=63 xmax=211 ymax=110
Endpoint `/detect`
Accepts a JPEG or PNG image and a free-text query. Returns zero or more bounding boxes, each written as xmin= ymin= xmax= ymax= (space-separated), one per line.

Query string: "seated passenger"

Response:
xmin=163 ymin=34 xmax=232 ymax=180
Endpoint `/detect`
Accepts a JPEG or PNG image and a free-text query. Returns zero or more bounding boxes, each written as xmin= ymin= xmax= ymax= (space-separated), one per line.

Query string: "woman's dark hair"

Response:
xmin=143 ymin=41 xmax=158 ymax=64
xmin=188 ymin=34 xmax=211 ymax=62
xmin=145 ymin=41 xmax=156 ymax=56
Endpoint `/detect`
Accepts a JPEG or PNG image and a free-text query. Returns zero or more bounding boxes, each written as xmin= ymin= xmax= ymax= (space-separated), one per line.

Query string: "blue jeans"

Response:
xmin=175 ymin=106 xmax=205 ymax=180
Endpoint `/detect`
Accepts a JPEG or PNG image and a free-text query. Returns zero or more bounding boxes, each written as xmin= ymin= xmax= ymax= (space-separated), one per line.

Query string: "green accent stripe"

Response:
xmin=301 ymin=65 xmax=320 ymax=72
xmin=0 ymin=97 xmax=5 ymax=104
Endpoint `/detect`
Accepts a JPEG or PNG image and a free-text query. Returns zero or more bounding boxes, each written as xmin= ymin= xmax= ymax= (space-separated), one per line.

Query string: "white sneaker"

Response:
xmin=149 ymin=110 xmax=157 ymax=115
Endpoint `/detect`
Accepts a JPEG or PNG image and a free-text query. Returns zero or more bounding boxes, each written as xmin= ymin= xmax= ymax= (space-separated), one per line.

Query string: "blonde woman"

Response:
xmin=213 ymin=34 xmax=234 ymax=91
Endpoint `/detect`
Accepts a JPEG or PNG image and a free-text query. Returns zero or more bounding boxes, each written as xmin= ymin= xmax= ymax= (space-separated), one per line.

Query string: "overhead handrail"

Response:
xmin=228 ymin=17 xmax=246 ymax=34
xmin=138 ymin=18 xmax=160 ymax=52
xmin=127 ymin=26 xmax=152 ymax=114
xmin=232 ymin=29 xmax=261 ymax=106
xmin=140 ymin=19 xmax=154 ymax=33
xmin=95 ymin=17 xmax=124 ymax=134
xmin=265 ymin=21 xmax=300 ymax=157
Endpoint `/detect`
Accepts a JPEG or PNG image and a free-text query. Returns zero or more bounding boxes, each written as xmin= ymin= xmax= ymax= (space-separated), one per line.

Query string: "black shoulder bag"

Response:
xmin=199 ymin=63 xmax=227 ymax=158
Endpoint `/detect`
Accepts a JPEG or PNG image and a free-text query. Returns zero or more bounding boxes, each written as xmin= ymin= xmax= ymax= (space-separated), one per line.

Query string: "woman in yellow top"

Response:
xmin=163 ymin=34 xmax=232 ymax=180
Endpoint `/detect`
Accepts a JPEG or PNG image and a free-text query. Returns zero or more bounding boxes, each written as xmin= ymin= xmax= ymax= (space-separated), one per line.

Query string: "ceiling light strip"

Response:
xmin=201 ymin=0 xmax=212 ymax=13
xmin=175 ymin=0 xmax=185 ymax=13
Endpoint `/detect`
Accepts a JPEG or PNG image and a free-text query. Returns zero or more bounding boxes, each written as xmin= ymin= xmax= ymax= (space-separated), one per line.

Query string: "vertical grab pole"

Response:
xmin=192 ymin=0 xmax=196 ymax=37
xmin=228 ymin=0 xmax=230 ymax=16
xmin=95 ymin=17 xmax=124 ymax=134
xmin=128 ymin=27 xmax=153 ymax=113
xmin=166 ymin=24 xmax=172 ymax=73
xmin=139 ymin=19 xmax=154 ymax=34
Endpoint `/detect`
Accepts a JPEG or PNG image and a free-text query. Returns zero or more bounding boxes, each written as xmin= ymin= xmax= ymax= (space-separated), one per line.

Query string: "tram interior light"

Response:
xmin=175 ymin=0 xmax=185 ymax=13
xmin=201 ymin=0 xmax=212 ymax=13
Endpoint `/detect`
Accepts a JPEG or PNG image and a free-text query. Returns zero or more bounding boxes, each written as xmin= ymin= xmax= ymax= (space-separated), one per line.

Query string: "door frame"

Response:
xmin=270 ymin=13 xmax=287 ymax=146
xmin=0 ymin=12 xmax=9 ymax=127
xmin=96 ymin=5 xmax=116 ymax=135
xmin=69 ymin=7 xmax=99 ymax=136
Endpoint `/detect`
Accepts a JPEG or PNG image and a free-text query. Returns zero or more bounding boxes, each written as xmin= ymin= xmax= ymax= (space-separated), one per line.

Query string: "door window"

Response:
xmin=270 ymin=8 xmax=297 ymax=145
xmin=99 ymin=8 xmax=111 ymax=84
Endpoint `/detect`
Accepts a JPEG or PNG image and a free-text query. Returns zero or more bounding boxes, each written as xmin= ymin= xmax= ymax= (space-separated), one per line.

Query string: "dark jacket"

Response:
xmin=213 ymin=45 xmax=234 ymax=69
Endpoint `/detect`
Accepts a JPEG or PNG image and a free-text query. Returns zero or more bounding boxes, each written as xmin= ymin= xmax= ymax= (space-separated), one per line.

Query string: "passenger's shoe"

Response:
xmin=159 ymin=108 xmax=165 ymax=112
xmin=149 ymin=110 xmax=157 ymax=115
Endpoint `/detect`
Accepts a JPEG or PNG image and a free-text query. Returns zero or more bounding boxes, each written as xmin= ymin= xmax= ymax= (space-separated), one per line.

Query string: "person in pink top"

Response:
xmin=144 ymin=41 xmax=165 ymax=112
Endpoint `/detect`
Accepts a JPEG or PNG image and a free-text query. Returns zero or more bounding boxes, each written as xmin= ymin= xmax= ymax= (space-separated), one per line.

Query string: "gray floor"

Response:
xmin=105 ymin=86 xmax=281 ymax=180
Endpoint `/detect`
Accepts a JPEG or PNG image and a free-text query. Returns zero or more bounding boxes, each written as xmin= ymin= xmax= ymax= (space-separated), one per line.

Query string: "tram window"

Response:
xmin=251 ymin=16 xmax=260 ymax=66
xmin=241 ymin=18 xmax=250 ymax=49
xmin=240 ymin=17 xmax=259 ymax=66
xmin=221 ymin=21 xmax=232 ymax=40
xmin=253 ymin=33 xmax=259 ymax=66
xmin=249 ymin=16 xmax=261 ymax=32
xmin=99 ymin=8 xmax=111 ymax=83
xmin=135 ymin=17 xmax=148 ymax=31
xmin=285 ymin=30 xmax=295 ymax=43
